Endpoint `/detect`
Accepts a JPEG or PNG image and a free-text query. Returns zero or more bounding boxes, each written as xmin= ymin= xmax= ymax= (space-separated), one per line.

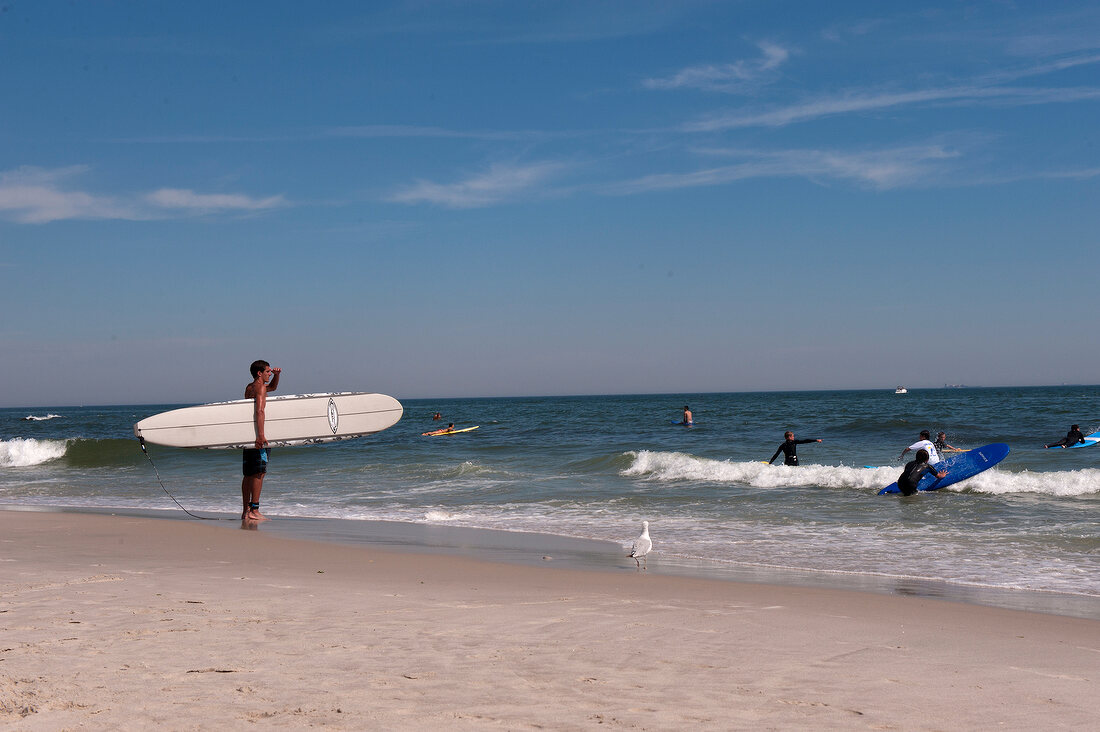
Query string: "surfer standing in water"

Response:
xmin=768 ymin=431 xmax=822 ymax=466
xmin=900 ymin=430 xmax=942 ymax=465
xmin=934 ymin=432 xmax=961 ymax=452
xmin=243 ymin=360 xmax=280 ymax=521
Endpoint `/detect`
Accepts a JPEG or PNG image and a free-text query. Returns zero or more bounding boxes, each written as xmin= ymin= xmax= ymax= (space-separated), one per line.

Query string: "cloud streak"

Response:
xmin=605 ymin=144 xmax=961 ymax=195
xmin=388 ymin=161 xmax=569 ymax=208
xmin=682 ymin=51 xmax=1100 ymax=131
xmin=0 ymin=166 xmax=286 ymax=224
xmin=643 ymin=41 xmax=791 ymax=93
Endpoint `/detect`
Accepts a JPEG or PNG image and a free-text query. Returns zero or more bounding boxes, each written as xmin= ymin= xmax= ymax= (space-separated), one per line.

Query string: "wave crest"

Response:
xmin=0 ymin=438 xmax=68 ymax=467
xmin=621 ymin=450 xmax=1100 ymax=496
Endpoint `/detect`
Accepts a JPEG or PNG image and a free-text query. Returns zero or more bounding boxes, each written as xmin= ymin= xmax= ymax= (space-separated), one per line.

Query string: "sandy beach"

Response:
xmin=2 ymin=511 xmax=1097 ymax=730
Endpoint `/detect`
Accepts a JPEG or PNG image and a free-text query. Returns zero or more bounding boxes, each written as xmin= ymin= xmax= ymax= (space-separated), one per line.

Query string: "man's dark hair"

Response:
xmin=250 ymin=360 xmax=270 ymax=378
xmin=919 ymin=430 xmax=931 ymax=438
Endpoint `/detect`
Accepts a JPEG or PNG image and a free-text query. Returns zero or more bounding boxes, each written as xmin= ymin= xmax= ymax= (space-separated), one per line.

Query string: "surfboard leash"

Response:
xmin=137 ymin=437 xmax=236 ymax=521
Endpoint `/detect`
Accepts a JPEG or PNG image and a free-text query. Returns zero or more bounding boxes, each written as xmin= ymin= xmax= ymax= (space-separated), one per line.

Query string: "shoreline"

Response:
xmin=4 ymin=504 xmax=1098 ymax=621
xmin=3 ymin=510 xmax=1098 ymax=729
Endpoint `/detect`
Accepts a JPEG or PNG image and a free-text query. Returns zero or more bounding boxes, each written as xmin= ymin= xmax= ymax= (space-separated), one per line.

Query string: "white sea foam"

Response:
xmin=622 ymin=450 xmax=1100 ymax=496
xmin=424 ymin=509 xmax=473 ymax=522
xmin=0 ymin=438 xmax=68 ymax=467
xmin=22 ymin=413 xmax=63 ymax=421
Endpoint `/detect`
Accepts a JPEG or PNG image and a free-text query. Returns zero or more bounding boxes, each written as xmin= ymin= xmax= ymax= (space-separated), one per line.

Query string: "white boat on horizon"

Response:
xmin=895 ymin=386 xmax=908 ymax=394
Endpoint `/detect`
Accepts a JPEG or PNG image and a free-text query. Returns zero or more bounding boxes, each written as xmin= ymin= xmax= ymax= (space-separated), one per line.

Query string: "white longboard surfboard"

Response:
xmin=133 ymin=392 xmax=403 ymax=448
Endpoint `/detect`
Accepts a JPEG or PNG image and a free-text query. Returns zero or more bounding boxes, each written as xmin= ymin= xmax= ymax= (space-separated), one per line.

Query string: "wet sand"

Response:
xmin=2 ymin=510 xmax=1097 ymax=729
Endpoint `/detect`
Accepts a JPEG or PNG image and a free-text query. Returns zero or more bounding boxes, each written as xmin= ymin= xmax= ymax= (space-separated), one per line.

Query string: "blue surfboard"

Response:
xmin=1047 ymin=430 xmax=1100 ymax=449
xmin=670 ymin=420 xmax=695 ymax=427
xmin=878 ymin=443 xmax=1010 ymax=495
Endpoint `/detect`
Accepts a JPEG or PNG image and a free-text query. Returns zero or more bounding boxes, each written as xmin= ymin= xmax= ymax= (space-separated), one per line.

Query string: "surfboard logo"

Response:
xmin=327 ymin=398 xmax=339 ymax=434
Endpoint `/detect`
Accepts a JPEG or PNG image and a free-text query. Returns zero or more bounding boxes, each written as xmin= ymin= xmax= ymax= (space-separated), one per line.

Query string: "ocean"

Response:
xmin=3 ymin=386 xmax=1098 ymax=618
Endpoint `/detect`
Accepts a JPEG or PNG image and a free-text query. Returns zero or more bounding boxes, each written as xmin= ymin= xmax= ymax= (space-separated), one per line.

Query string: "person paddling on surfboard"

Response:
xmin=768 ymin=431 xmax=822 ymax=466
xmin=242 ymin=359 xmax=280 ymax=521
xmin=897 ymin=449 xmax=947 ymax=496
xmin=1044 ymin=424 xmax=1085 ymax=449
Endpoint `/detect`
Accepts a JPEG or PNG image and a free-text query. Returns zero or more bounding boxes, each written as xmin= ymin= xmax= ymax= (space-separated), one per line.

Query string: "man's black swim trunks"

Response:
xmin=242 ymin=448 xmax=269 ymax=476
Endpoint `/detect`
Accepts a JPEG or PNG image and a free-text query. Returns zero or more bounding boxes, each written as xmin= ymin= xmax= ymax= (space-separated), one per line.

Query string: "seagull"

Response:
xmin=629 ymin=521 xmax=652 ymax=570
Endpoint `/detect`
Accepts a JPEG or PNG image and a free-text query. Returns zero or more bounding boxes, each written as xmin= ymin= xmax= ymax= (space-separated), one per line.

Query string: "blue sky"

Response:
xmin=2 ymin=1 xmax=1098 ymax=407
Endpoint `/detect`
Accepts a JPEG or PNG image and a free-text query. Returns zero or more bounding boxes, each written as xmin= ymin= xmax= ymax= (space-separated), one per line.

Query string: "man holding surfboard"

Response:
xmin=242 ymin=360 xmax=280 ymax=521
xmin=897 ymin=449 xmax=947 ymax=496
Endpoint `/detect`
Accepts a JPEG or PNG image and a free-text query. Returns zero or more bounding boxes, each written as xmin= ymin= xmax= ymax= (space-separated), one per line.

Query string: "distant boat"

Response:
xmin=894 ymin=386 xmax=908 ymax=394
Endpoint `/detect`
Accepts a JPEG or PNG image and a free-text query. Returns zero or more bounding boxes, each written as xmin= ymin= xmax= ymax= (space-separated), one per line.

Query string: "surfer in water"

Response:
xmin=1044 ymin=424 xmax=1085 ymax=449
xmin=242 ymin=360 xmax=281 ymax=521
xmin=900 ymin=430 xmax=942 ymax=464
xmin=679 ymin=406 xmax=693 ymax=426
xmin=897 ymin=449 xmax=947 ymax=496
xmin=768 ymin=431 xmax=822 ymax=466
xmin=934 ymin=431 xmax=961 ymax=453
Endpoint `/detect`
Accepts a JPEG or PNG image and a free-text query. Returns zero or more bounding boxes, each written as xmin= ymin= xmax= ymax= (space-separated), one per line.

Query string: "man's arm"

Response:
xmin=768 ymin=445 xmax=783 ymax=464
xmin=254 ymin=383 xmax=268 ymax=448
xmin=267 ymin=367 xmax=282 ymax=393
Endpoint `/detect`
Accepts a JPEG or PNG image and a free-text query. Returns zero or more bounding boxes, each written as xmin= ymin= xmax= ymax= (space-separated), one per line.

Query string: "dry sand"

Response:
xmin=2 ymin=510 xmax=1097 ymax=730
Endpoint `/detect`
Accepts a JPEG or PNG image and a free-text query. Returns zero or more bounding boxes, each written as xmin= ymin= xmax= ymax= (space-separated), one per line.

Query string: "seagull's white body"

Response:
xmin=629 ymin=521 xmax=652 ymax=569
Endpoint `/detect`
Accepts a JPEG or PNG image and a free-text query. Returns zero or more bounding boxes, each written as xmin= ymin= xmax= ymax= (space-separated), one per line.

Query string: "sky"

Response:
xmin=2 ymin=1 xmax=1099 ymax=407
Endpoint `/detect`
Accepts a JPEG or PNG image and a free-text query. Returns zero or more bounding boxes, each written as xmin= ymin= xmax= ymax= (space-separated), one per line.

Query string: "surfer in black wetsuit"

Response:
xmin=768 ymin=431 xmax=822 ymax=466
xmin=897 ymin=449 xmax=947 ymax=496
xmin=1044 ymin=424 xmax=1086 ymax=449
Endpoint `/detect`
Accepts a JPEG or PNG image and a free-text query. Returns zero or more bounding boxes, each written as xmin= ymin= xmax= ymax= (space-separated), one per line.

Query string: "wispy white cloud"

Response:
xmin=145 ymin=188 xmax=285 ymax=212
xmin=388 ymin=161 xmax=569 ymax=208
xmin=0 ymin=166 xmax=286 ymax=224
xmin=0 ymin=166 xmax=142 ymax=223
xmin=684 ymin=52 xmax=1100 ymax=131
xmin=821 ymin=18 xmax=888 ymax=43
xmin=643 ymin=41 xmax=791 ymax=93
xmin=606 ymin=144 xmax=961 ymax=195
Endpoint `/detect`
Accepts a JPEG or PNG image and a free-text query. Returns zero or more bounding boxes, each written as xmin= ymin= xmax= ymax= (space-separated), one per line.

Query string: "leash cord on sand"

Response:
xmin=138 ymin=437 xmax=236 ymax=521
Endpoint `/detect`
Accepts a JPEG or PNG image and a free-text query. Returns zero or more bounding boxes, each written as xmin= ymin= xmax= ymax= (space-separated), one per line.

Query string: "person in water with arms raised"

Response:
xmin=242 ymin=359 xmax=280 ymax=521
xmin=768 ymin=431 xmax=822 ymax=466
xmin=897 ymin=449 xmax=947 ymax=496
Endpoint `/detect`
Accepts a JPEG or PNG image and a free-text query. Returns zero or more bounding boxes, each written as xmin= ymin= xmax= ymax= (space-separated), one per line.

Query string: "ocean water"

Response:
xmin=3 ymin=387 xmax=1098 ymax=615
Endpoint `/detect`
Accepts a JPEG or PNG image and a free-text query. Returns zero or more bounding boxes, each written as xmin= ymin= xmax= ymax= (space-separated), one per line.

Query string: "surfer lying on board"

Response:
xmin=900 ymin=430 xmax=942 ymax=464
xmin=1044 ymin=424 xmax=1085 ymax=449
xmin=897 ymin=449 xmax=947 ymax=496
xmin=242 ymin=360 xmax=281 ymax=521
xmin=768 ymin=431 xmax=822 ymax=466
